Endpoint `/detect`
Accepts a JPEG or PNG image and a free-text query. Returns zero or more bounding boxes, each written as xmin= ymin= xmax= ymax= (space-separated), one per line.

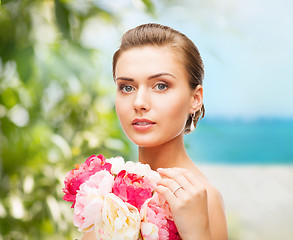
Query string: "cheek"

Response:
xmin=115 ymin=96 xmax=133 ymax=130
xmin=161 ymin=95 xmax=190 ymax=125
xmin=174 ymin=91 xmax=191 ymax=113
xmin=115 ymin=98 xmax=125 ymax=123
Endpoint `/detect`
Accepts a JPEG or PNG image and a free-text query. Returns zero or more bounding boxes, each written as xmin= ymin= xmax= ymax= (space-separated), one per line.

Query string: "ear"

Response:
xmin=189 ymin=85 xmax=203 ymax=114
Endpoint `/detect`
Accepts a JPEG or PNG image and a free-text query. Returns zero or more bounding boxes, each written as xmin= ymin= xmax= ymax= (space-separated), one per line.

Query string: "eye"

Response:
xmin=120 ymin=85 xmax=134 ymax=93
xmin=155 ymin=83 xmax=168 ymax=91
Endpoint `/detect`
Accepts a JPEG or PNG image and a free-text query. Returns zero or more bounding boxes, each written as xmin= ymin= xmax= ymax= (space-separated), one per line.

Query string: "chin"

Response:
xmin=128 ymin=134 xmax=181 ymax=148
xmin=124 ymin=133 xmax=160 ymax=148
xmin=135 ymin=142 xmax=159 ymax=148
xmin=123 ymin=126 xmax=185 ymax=148
xmin=130 ymin=138 xmax=159 ymax=148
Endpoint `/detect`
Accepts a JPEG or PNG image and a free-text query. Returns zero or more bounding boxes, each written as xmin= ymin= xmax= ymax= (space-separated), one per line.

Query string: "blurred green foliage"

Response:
xmin=0 ymin=0 xmax=155 ymax=239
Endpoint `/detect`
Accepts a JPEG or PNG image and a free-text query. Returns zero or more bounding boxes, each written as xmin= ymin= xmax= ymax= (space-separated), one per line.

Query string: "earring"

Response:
xmin=190 ymin=110 xmax=196 ymax=132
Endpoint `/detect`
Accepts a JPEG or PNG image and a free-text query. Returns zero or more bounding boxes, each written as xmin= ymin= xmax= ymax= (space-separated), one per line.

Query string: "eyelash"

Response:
xmin=119 ymin=85 xmax=134 ymax=93
xmin=154 ymin=83 xmax=168 ymax=91
xmin=118 ymin=82 xmax=168 ymax=93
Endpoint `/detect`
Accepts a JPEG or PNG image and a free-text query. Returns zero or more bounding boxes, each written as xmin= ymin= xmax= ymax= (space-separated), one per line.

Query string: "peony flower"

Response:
xmin=167 ymin=219 xmax=181 ymax=240
xmin=140 ymin=193 xmax=180 ymax=240
xmin=63 ymin=154 xmax=111 ymax=207
xmin=64 ymin=154 xmax=181 ymax=239
xmin=95 ymin=193 xmax=141 ymax=240
xmin=73 ymin=170 xmax=114 ymax=232
xmin=106 ymin=157 xmax=161 ymax=187
xmin=123 ymin=161 xmax=161 ymax=187
xmin=113 ymin=170 xmax=154 ymax=209
xmin=105 ymin=156 xmax=125 ymax=175
xmin=140 ymin=222 xmax=160 ymax=240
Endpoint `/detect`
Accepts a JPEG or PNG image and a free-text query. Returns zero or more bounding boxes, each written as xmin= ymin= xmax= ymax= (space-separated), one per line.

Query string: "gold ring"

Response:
xmin=172 ymin=186 xmax=183 ymax=195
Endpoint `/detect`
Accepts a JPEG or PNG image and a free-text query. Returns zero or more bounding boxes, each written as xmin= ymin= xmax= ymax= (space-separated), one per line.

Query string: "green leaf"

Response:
xmin=141 ymin=0 xmax=156 ymax=16
xmin=54 ymin=0 xmax=70 ymax=38
xmin=15 ymin=46 xmax=34 ymax=83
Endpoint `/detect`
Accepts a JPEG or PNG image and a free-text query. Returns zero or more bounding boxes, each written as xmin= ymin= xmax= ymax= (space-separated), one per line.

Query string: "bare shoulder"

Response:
xmin=205 ymin=182 xmax=228 ymax=240
xmin=188 ymin=164 xmax=228 ymax=240
xmin=188 ymin=164 xmax=225 ymax=208
xmin=205 ymin=181 xmax=225 ymax=210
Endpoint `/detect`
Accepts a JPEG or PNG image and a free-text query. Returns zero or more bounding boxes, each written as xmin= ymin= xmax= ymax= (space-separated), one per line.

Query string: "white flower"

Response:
xmin=141 ymin=222 xmax=159 ymax=240
xmin=124 ymin=161 xmax=161 ymax=187
xmin=95 ymin=193 xmax=141 ymax=240
xmin=106 ymin=156 xmax=125 ymax=175
xmin=106 ymin=157 xmax=161 ymax=186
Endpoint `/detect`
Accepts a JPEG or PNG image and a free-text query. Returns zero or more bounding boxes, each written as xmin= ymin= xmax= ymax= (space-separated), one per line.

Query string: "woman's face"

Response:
xmin=114 ymin=46 xmax=199 ymax=147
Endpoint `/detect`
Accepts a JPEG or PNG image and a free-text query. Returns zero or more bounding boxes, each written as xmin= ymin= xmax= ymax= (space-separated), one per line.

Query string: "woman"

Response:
xmin=83 ymin=23 xmax=227 ymax=240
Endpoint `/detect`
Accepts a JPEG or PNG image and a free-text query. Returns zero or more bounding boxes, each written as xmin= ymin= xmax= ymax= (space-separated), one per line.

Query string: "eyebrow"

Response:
xmin=115 ymin=72 xmax=176 ymax=82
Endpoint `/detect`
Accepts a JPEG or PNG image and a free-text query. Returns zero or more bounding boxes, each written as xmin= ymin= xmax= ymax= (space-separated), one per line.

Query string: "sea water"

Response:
xmin=185 ymin=118 xmax=293 ymax=164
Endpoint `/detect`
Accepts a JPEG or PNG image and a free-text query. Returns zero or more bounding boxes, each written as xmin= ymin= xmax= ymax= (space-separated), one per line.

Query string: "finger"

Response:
xmin=171 ymin=167 xmax=207 ymax=187
xmin=172 ymin=168 xmax=209 ymax=201
xmin=157 ymin=178 xmax=186 ymax=198
xmin=155 ymin=185 xmax=177 ymax=206
xmin=157 ymin=168 xmax=194 ymax=192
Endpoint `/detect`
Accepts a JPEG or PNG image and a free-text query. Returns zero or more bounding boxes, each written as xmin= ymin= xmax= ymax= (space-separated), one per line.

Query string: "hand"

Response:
xmin=155 ymin=167 xmax=212 ymax=240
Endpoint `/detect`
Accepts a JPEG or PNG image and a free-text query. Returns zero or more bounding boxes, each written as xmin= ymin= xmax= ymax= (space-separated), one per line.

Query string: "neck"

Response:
xmin=138 ymin=133 xmax=193 ymax=170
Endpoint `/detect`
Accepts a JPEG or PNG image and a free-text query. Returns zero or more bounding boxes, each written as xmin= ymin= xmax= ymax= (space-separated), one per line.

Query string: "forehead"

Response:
xmin=115 ymin=46 xmax=187 ymax=79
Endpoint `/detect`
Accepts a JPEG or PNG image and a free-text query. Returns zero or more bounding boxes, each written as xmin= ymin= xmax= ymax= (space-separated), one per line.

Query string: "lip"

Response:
xmin=132 ymin=118 xmax=156 ymax=125
xmin=131 ymin=118 xmax=156 ymax=131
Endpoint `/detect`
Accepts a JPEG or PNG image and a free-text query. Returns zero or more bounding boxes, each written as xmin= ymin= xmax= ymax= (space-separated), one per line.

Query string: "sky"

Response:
xmin=82 ymin=0 xmax=293 ymax=119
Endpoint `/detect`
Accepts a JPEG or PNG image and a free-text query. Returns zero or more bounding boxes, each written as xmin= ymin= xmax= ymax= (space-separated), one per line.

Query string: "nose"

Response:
xmin=133 ymin=87 xmax=150 ymax=112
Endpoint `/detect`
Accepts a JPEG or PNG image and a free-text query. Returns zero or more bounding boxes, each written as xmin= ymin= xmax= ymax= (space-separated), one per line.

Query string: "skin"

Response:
xmin=82 ymin=46 xmax=228 ymax=240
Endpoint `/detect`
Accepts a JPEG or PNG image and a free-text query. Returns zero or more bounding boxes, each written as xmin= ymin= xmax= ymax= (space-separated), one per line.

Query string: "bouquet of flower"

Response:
xmin=63 ymin=154 xmax=181 ymax=240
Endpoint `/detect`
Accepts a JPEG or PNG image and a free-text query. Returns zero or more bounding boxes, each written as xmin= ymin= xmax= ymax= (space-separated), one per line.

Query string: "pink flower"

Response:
xmin=167 ymin=219 xmax=181 ymax=240
xmin=63 ymin=154 xmax=181 ymax=238
xmin=73 ymin=170 xmax=114 ymax=232
xmin=113 ymin=170 xmax=154 ymax=209
xmin=106 ymin=157 xmax=161 ymax=187
xmin=63 ymin=154 xmax=111 ymax=207
xmin=140 ymin=193 xmax=180 ymax=240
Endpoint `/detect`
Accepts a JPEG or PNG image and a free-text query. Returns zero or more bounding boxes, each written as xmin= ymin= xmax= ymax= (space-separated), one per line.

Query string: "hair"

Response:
xmin=112 ymin=23 xmax=205 ymax=134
